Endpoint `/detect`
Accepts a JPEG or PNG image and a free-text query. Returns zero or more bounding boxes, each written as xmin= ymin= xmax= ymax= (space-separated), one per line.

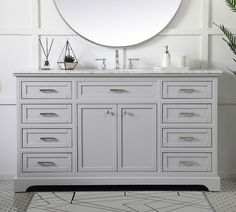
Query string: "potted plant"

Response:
xmin=61 ymin=55 xmax=77 ymax=70
xmin=58 ymin=40 xmax=78 ymax=70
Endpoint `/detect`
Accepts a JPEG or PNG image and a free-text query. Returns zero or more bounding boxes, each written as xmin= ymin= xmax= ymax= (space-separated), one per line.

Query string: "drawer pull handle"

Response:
xmin=40 ymin=137 xmax=58 ymax=142
xmin=40 ymin=113 xmax=58 ymax=117
xmin=110 ymin=89 xmax=128 ymax=93
xmin=179 ymin=112 xmax=195 ymax=117
xmin=179 ymin=161 xmax=199 ymax=167
xmin=179 ymin=137 xmax=195 ymax=142
xmin=38 ymin=161 xmax=56 ymax=167
xmin=179 ymin=89 xmax=194 ymax=93
xmin=39 ymin=89 xmax=57 ymax=93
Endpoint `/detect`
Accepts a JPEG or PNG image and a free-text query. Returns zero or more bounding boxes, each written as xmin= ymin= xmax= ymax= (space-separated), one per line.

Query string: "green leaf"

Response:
xmin=214 ymin=1 xmax=236 ymax=64
xmin=64 ymin=55 xmax=75 ymax=63
xmin=219 ymin=24 xmax=236 ymax=56
xmin=225 ymin=0 xmax=236 ymax=12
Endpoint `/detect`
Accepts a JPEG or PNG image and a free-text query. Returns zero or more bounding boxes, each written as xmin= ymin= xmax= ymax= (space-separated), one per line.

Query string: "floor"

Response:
xmin=0 ymin=180 xmax=33 ymax=212
xmin=0 ymin=179 xmax=236 ymax=212
xmin=27 ymin=191 xmax=212 ymax=212
xmin=205 ymin=179 xmax=236 ymax=211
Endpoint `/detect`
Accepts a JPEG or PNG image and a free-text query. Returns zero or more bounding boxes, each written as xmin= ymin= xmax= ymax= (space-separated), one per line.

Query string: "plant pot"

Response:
xmin=58 ymin=62 xmax=78 ymax=70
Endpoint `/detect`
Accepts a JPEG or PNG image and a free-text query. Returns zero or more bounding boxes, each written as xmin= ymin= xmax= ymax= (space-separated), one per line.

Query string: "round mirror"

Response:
xmin=54 ymin=0 xmax=182 ymax=47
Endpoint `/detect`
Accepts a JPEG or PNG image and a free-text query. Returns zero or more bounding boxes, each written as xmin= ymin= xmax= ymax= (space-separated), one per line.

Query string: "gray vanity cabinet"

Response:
xmin=14 ymin=70 xmax=222 ymax=192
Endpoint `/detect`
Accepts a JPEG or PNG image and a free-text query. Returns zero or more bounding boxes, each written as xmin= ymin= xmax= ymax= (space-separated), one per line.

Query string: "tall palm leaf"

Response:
xmin=216 ymin=24 xmax=236 ymax=62
xmin=215 ymin=0 xmax=236 ymax=64
xmin=225 ymin=0 xmax=236 ymax=12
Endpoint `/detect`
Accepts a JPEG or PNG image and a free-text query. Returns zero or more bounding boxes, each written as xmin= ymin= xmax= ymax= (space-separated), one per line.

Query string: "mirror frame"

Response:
xmin=53 ymin=0 xmax=183 ymax=47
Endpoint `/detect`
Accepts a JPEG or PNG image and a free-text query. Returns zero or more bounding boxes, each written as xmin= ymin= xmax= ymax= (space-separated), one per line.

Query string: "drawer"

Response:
xmin=163 ymin=104 xmax=212 ymax=123
xmin=162 ymin=152 xmax=212 ymax=172
xmin=77 ymin=81 xmax=158 ymax=99
xmin=21 ymin=81 xmax=72 ymax=99
xmin=162 ymin=129 xmax=212 ymax=148
xmin=162 ymin=81 xmax=212 ymax=99
xmin=22 ymin=153 xmax=72 ymax=172
xmin=22 ymin=129 xmax=72 ymax=148
xmin=22 ymin=105 xmax=72 ymax=124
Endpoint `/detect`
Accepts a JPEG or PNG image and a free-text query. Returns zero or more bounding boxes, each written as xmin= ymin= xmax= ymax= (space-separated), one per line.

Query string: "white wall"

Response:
xmin=0 ymin=0 xmax=236 ymax=178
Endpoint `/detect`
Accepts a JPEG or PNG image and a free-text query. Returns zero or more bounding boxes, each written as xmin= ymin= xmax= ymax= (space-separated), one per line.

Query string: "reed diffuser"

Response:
xmin=39 ymin=37 xmax=54 ymax=70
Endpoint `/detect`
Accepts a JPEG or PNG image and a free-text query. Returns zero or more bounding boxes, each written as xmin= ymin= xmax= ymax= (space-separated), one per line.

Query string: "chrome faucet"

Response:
xmin=95 ymin=58 xmax=107 ymax=70
xmin=128 ymin=58 xmax=139 ymax=69
xmin=115 ymin=49 xmax=120 ymax=70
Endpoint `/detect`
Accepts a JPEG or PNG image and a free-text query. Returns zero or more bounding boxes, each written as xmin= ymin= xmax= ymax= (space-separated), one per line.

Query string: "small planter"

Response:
xmin=58 ymin=62 xmax=78 ymax=70
xmin=58 ymin=40 xmax=78 ymax=71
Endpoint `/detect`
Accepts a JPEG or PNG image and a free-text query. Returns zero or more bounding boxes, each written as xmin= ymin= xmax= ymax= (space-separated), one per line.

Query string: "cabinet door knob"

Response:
xmin=106 ymin=110 xmax=114 ymax=115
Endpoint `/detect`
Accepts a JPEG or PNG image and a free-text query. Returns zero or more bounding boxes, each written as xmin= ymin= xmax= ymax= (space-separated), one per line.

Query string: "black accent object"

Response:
xmin=44 ymin=60 xmax=49 ymax=66
xmin=26 ymin=184 xmax=209 ymax=192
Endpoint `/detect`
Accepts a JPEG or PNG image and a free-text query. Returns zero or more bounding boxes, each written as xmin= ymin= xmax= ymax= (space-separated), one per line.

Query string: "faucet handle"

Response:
xmin=95 ymin=58 xmax=107 ymax=70
xmin=128 ymin=58 xmax=139 ymax=69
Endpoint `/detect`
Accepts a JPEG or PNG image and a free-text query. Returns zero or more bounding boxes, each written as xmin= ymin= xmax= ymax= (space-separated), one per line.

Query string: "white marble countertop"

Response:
xmin=14 ymin=68 xmax=223 ymax=77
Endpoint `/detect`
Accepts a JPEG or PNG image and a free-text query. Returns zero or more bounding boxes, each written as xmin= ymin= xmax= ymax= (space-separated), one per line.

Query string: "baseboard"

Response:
xmin=0 ymin=98 xmax=16 ymax=105
xmin=0 ymin=173 xmax=16 ymax=179
xmin=218 ymin=97 xmax=236 ymax=105
xmin=219 ymin=172 xmax=236 ymax=179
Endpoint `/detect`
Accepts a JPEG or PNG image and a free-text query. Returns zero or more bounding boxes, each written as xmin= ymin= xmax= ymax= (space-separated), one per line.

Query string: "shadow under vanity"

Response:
xmin=14 ymin=69 xmax=222 ymax=192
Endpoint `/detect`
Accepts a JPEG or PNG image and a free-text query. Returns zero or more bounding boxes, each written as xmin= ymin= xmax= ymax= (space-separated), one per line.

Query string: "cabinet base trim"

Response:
xmin=14 ymin=176 xmax=220 ymax=192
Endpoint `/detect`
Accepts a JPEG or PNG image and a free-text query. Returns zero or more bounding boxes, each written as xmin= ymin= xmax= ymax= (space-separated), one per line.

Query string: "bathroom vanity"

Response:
xmin=14 ymin=69 xmax=222 ymax=192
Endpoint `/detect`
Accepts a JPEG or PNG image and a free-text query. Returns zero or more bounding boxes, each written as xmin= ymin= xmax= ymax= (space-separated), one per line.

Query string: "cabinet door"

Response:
xmin=118 ymin=104 xmax=157 ymax=171
xmin=78 ymin=105 xmax=117 ymax=171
